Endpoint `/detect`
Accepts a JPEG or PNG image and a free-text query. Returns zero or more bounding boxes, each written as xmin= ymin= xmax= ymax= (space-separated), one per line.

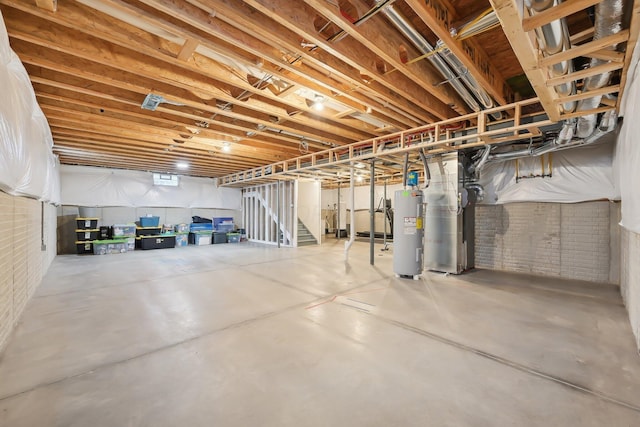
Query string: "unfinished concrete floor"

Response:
xmin=0 ymin=239 xmax=639 ymax=426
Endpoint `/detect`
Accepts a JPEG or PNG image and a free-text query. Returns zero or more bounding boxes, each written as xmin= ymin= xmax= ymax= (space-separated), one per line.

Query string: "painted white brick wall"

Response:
xmin=0 ymin=192 xmax=57 ymax=353
xmin=621 ymin=228 xmax=640 ymax=352
xmin=475 ymin=201 xmax=619 ymax=283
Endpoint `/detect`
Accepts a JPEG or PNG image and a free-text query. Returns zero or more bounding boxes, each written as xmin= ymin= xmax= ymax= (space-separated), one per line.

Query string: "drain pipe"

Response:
xmin=344 ymin=162 xmax=356 ymax=261
xmin=370 ymin=160 xmax=375 ymax=265
xmin=402 ymin=153 xmax=409 ymax=188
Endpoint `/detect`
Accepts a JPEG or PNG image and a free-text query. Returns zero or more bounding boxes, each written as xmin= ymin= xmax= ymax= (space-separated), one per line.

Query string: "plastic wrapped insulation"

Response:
xmin=0 ymin=11 xmax=60 ymax=203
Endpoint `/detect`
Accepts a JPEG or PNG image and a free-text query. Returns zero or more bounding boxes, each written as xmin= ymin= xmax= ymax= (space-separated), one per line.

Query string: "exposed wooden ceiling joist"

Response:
xmin=0 ymin=0 xmax=636 ymax=179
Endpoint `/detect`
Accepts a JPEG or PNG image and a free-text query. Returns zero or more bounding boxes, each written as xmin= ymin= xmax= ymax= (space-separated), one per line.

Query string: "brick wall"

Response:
xmin=475 ymin=201 xmax=619 ymax=284
xmin=621 ymin=228 xmax=640 ymax=352
xmin=0 ymin=192 xmax=57 ymax=352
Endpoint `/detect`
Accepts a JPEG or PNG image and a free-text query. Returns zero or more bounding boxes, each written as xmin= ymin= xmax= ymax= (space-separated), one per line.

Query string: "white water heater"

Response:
xmin=393 ymin=189 xmax=424 ymax=279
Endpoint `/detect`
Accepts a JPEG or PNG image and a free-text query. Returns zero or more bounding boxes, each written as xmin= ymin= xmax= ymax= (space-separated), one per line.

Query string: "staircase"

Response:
xmin=297 ymin=219 xmax=318 ymax=246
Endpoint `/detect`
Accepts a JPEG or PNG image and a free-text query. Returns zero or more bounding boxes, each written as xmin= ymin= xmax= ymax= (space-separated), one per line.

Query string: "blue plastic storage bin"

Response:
xmin=140 ymin=216 xmax=160 ymax=227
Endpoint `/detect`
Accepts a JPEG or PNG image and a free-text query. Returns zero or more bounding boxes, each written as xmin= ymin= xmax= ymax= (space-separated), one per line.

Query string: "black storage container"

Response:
xmin=76 ymin=218 xmax=99 ymax=229
xmin=99 ymin=226 xmax=110 ymax=239
xmin=137 ymin=235 xmax=176 ymax=250
xmin=75 ymin=229 xmax=99 ymax=241
xmin=136 ymin=226 xmax=162 ymax=236
xmin=75 ymin=241 xmax=94 ymax=255
xmin=212 ymin=232 xmax=227 ymax=244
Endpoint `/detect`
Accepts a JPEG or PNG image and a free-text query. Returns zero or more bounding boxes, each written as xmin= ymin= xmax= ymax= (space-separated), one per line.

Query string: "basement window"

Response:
xmin=153 ymin=173 xmax=179 ymax=187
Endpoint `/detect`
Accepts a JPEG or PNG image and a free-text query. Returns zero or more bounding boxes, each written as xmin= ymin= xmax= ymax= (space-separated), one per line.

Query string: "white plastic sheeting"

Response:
xmin=615 ymin=39 xmax=640 ymax=234
xmin=478 ymin=138 xmax=619 ymax=205
xmin=0 ymin=11 xmax=60 ymax=203
xmin=60 ymin=165 xmax=241 ymax=209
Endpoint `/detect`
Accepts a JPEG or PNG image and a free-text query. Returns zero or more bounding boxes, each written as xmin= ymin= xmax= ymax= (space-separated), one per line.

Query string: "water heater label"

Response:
xmin=404 ymin=217 xmax=417 ymax=235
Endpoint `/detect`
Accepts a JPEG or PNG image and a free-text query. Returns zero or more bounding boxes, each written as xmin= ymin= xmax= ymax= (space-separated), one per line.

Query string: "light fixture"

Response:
xmin=354 ymin=162 xmax=365 ymax=169
xmin=222 ymin=142 xmax=231 ymax=152
xmin=356 ymin=175 xmax=364 ymax=182
xmin=176 ymin=162 xmax=189 ymax=170
xmin=312 ymin=94 xmax=325 ymax=111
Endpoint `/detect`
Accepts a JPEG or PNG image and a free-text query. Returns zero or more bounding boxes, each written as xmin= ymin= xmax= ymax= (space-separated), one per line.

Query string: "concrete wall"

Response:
xmin=621 ymin=228 xmax=640 ymax=352
xmin=58 ymin=206 xmax=241 ymax=254
xmin=0 ymin=192 xmax=57 ymax=352
xmin=475 ymin=201 xmax=620 ymax=284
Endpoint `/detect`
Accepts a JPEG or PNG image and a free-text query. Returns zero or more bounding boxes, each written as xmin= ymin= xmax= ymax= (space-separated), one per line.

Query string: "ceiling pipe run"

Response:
xmin=524 ymin=0 xmax=576 ymax=114
xmin=485 ymin=110 xmax=618 ymax=164
xmin=376 ymin=2 xmax=483 ymax=114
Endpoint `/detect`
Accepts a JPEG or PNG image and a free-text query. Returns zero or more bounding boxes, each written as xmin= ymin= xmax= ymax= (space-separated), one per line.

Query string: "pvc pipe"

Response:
xmin=370 ymin=160 xmax=375 ymax=265
xmin=276 ymin=180 xmax=281 ymax=248
xmin=344 ymin=163 xmax=356 ymax=261
xmin=337 ymin=183 xmax=341 ymax=240
xmin=383 ymin=180 xmax=387 ymax=247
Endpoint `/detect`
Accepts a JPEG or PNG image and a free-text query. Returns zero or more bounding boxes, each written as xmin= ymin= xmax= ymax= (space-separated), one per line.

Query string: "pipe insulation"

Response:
xmin=575 ymin=0 xmax=625 ymax=138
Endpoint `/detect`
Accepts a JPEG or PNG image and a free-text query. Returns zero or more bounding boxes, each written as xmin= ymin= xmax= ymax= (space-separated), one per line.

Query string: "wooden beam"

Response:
xmin=405 ymin=0 xmax=513 ymax=105
xmin=299 ymin=0 xmax=469 ymax=115
xmin=570 ymin=27 xmax=595 ymax=44
xmin=522 ymin=0 xmax=602 ymax=32
xmin=617 ymin=0 xmax=640 ymax=110
xmin=141 ymin=0 xmax=438 ymax=123
xmin=218 ymin=0 xmax=455 ymax=120
xmin=582 ymin=49 xmax=625 ymax=62
xmin=545 ymin=61 xmax=623 ymax=86
xmin=539 ymin=30 xmax=629 ymax=67
xmin=490 ymin=0 xmax=562 ymax=121
xmin=35 ymin=0 xmax=56 ymax=12
xmin=176 ymin=38 xmax=199 ymax=61
xmin=553 ymin=84 xmax=620 ymax=104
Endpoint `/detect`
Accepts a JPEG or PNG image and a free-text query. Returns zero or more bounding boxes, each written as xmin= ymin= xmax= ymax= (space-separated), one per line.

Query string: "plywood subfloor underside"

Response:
xmin=0 ymin=240 xmax=639 ymax=425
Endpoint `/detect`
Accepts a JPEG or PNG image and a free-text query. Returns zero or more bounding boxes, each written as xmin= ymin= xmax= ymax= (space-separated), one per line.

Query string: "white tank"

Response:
xmin=393 ymin=189 xmax=424 ymax=278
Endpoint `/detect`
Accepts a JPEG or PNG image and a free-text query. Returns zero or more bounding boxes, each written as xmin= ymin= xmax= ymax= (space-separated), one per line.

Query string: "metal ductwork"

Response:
xmin=376 ymin=2 xmax=484 ymax=114
xmin=486 ymin=110 xmax=618 ymax=163
xmin=525 ymin=0 xmax=576 ymax=114
xmin=575 ymin=0 xmax=625 ymax=137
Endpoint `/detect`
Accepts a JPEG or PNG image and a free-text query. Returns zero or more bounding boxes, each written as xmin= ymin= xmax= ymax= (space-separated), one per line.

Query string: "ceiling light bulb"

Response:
xmin=176 ymin=162 xmax=189 ymax=170
xmin=313 ymin=95 xmax=325 ymax=111
xmin=356 ymin=175 xmax=363 ymax=182
xmin=222 ymin=142 xmax=231 ymax=152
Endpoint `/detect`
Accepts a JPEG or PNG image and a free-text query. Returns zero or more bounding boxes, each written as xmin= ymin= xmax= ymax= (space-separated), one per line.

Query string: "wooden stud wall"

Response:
xmin=243 ymin=181 xmax=295 ymax=246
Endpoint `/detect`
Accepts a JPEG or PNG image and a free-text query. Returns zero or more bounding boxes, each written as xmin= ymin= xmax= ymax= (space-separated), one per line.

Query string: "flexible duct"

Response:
xmin=464 ymin=183 xmax=485 ymax=202
xmin=377 ymin=3 xmax=483 ymax=113
xmin=575 ymin=0 xmax=624 ymax=137
xmin=486 ymin=110 xmax=617 ymax=161
xmin=525 ymin=0 xmax=576 ymax=114
xmin=468 ymin=145 xmax=491 ymax=174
